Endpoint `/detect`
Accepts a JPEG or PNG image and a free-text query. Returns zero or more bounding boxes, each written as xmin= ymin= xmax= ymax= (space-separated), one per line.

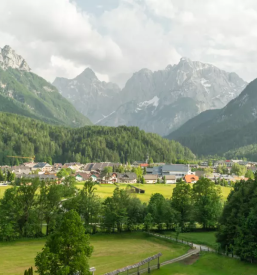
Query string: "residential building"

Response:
xmin=164 ymin=175 xmax=176 ymax=184
xmin=143 ymin=175 xmax=158 ymax=183
xmin=32 ymin=162 xmax=52 ymax=172
xmin=117 ymin=173 xmax=137 ymax=183
xmin=184 ymin=175 xmax=199 ymax=183
xmin=161 ymin=164 xmax=191 ymax=178
xmin=75 ymin=172 xmax=91 ymax=182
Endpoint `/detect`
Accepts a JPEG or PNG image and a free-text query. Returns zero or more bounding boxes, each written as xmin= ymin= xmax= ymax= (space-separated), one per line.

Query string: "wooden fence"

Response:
xmin=104 ymin=253 xmax=162 ymax=275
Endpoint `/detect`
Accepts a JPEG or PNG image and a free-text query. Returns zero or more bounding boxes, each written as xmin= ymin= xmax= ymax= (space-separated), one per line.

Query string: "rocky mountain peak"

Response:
xmin=76 ymin=67 xmax=97 ymax=81
xmin=0 ymin=45 xmax=31 ymax=72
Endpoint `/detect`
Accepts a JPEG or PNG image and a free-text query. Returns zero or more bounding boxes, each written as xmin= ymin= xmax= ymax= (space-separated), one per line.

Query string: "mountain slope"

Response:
xmin=53 ymin=68 xmax=121 ymax=124
xmin=0 ymin=112 xmax=195 ymax=165
xmin=0 ymin=45 xmax=91 ymax=127
xmin=167 ymin=79 xmax=257 ymax=156
xmin=97 ymin=58 xmax=247 ymax=135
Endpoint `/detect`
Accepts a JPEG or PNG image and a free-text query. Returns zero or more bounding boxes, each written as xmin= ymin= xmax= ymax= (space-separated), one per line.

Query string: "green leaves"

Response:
xmin=35 ymin=210 xmax=93 ymax=275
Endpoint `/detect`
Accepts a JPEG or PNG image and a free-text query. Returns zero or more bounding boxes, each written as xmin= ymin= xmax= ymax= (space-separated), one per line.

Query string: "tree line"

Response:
xmin=0 ymin=112 xmax=195 ymax=165
xmin=217 ymin=174 xmax=257 ymax=262
xmin=0 ymin=177 xmax=222 ymax=241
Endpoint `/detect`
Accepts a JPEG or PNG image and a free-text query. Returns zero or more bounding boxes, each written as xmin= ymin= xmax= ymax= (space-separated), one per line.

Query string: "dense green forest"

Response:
xmin=0 ymin=112 xmax=195 ymax=165
xmin=0 ymin=67 xmax=91 ymax=127
xmin=217 ymin=178 xmax=257 ymax=261
xmin=224 ymin=143 xmax=257 ymax=161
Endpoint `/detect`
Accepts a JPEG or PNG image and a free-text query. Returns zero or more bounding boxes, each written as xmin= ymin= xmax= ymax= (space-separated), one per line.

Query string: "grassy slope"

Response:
xmin=163 ymin=231 xmax=217 ymax=249
xmin=0 ymin=67 xmax=91 ymax=127
xmin=0 ymin=232 xmax=188 ymax=275
xmin=152 ymin=253 xmax=257 ymax=275
xmin=76 ymin=184 xmax=232 ymax=203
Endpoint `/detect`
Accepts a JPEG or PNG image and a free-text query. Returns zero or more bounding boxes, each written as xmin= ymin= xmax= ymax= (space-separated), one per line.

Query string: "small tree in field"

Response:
xmin=35 ymin=210 xmax=93 ymax=275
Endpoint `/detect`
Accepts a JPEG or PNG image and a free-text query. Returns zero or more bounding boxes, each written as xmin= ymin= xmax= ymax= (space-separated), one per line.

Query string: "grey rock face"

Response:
xmin=98 ymin=58 xmax=247 ymax=136
xmin=53 ymin=68 xmax=121 ymax=124
xmin=0 ymin=45 xmax=31 ymax=71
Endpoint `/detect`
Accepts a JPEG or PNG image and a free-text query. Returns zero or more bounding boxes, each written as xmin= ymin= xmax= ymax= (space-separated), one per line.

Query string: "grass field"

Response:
xmin=163 ymin=231 xmax=218 ymax=249
xmin=0 ymin=184 xmax=232 ymax=202
xmin=76 ymin=184 xmax=232 ymax=203
xmin=152 ymin=253 xmax=257 ymax=275
xmin=0 ymin=186 xmax=10 ymax=198
xmin=0 ymin=232 xmax=189 ymax=275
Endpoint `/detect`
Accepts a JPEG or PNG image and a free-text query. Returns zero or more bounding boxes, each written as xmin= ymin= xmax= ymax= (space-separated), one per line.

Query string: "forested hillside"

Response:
xmin=0 ymin=112 xmax=195 ymax=165
xmin=0 ymin=67 xmax=91 ymax=127
xmin=167 ymin=79 xmax=257 ymax=156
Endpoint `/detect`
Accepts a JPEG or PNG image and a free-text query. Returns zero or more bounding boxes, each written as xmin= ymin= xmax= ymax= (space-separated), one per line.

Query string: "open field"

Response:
xmin=162 ymin=231 xmax=218 ymax=249
xmin=152 ymin=253 xmax=257 ymax=275
xmin=0 ymin=183 xmax=232 ymax=202
xmin=0 ymin=232 xmax=188 ymax=275
xmin=0 ymin=186 xmax=10 ymax=198
xmin=76 ymin=184 xmax=232 ymax=203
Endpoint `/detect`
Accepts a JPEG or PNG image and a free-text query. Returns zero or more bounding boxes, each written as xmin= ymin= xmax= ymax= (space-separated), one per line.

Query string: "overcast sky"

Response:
xmin=0 ymin=0 xmax=257 ymax=87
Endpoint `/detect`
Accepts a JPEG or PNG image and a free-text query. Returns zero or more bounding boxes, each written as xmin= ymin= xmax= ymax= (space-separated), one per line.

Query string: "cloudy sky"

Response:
xmin=0 ymin=0 xmax=257 ymax=87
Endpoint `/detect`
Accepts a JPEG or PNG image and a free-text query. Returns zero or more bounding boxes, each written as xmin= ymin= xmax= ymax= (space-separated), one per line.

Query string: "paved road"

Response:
xmin=148 ymin=232 xmax=239 ymax=266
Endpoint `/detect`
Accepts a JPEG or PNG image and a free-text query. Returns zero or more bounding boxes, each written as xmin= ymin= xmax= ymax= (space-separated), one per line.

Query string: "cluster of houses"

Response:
xmin=0 ymin=158 xmax=255 ymax=185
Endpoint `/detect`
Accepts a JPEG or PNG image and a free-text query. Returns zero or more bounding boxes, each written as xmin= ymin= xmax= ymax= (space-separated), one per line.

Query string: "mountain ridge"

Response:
xmin=0 ymin=45 xmax=91 ymax=127
xmin=97 ymin=57 xmax=247 ymax=135
xmin=167 ymin=78 xmax=257 ymax=156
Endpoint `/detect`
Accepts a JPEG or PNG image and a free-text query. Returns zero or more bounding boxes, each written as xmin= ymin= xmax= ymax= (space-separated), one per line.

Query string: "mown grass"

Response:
xmin=162 ymin=231 xmax=218 ymax=249
xmin=0 ymin=184 xmax=232 ymax=202
xmin=76 ymin=184 xmax=232 ymax=203
xmin=0 ymin=232 xmax=189 ymax=275
xmin=152 ymin=253 xmax=257 ymax=275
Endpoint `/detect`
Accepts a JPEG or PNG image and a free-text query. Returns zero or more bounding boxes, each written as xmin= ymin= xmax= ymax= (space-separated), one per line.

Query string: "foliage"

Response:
xmin=0 ymin=178 xmax=75 ymax=240
xmin=216 ymin=165 xmax=228 ymax=174
xmin=35 ymin=210 xmax=93 ymax=275
xmin=103 ymin=166 xmax=113 ymax=176
xmin=148 ymin=157 xmax=154 ymax=164
xmin=216 ymin=178 xmax=257 ymax=261
xmin=24 ymin=267 xmax=33 ymax=275
xmin=0 ymin=112 xmax=195 ymax=165
xmin=231 ymin=163 xmax=247 ymax=176
xmin=245 ymin=169 xmax=254 ymax=179
xmin=192 ymin=178 xmax=222 ymax=229
xmin=171 ymin=183 xmax=192 ymax=230
xmin=204 ymin=167 xmax=213 ymax=176
xmin=0 ymin=67 xmax=91 ymax=127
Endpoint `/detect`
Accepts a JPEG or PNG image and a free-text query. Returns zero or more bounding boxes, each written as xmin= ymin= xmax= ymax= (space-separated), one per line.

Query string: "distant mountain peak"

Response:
xmin=0 ymin=45 xmax=31 ymax=72
xmin=76 ymin=67 xmax=98 ymax=81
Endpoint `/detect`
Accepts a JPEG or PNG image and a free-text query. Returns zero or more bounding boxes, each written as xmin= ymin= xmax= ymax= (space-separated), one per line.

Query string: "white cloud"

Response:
xmin=0 ymin=0 xmax=257 ymax=86
xmin=0 ymin=0 xmax=122 ymax=81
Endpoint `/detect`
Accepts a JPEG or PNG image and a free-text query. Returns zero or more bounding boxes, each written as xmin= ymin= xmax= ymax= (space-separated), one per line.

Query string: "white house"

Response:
xmin=164 ymin=175 xmax=176 ymax=184
xmin=143 ymin=175 xmax=158 ymax=184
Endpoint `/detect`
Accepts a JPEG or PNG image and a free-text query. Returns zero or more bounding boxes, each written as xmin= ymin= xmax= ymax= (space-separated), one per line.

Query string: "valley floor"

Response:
xmin=0 ymin=232 xmax=188 ymax=275
xmin=76 ymin=183 xmax=232 ymax=202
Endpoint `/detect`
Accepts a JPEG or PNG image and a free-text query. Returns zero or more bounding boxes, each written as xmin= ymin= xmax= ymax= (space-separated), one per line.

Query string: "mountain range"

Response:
xmin=0 ymin=45 xmax=91 ymax=127
xmin=53 ymin=57 xmax=247 ymax=136
xmin=167 ymin=79 xmax=257 ymax=157
xmin=53 ymin=68 xmax=121 ymax=124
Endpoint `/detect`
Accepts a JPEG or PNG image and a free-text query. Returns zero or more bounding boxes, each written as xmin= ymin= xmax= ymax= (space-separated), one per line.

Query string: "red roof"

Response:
xmin=140 ymin=163 xmax=149 ymax=167
xmin=184 ymin=175 xmax=199 ymax=183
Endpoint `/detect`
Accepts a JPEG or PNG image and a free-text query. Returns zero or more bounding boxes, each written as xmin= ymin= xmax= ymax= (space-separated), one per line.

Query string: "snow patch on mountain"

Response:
xmin=138 ymin=96 xmax=159 ymax=108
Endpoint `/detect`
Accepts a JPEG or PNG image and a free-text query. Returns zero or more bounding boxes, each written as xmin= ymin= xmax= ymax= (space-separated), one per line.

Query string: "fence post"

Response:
xmin=157 ymin=257 xmax=160 ymax=269
xmin=137 ymin=266 xmax=140 ymax=275
xmin=148 ymin=261 xmax=150 ymax=273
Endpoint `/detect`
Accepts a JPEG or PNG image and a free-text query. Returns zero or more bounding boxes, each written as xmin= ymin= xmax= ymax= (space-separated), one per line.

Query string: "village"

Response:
xmin=0 ymin=158 xmax=255 ymax=186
